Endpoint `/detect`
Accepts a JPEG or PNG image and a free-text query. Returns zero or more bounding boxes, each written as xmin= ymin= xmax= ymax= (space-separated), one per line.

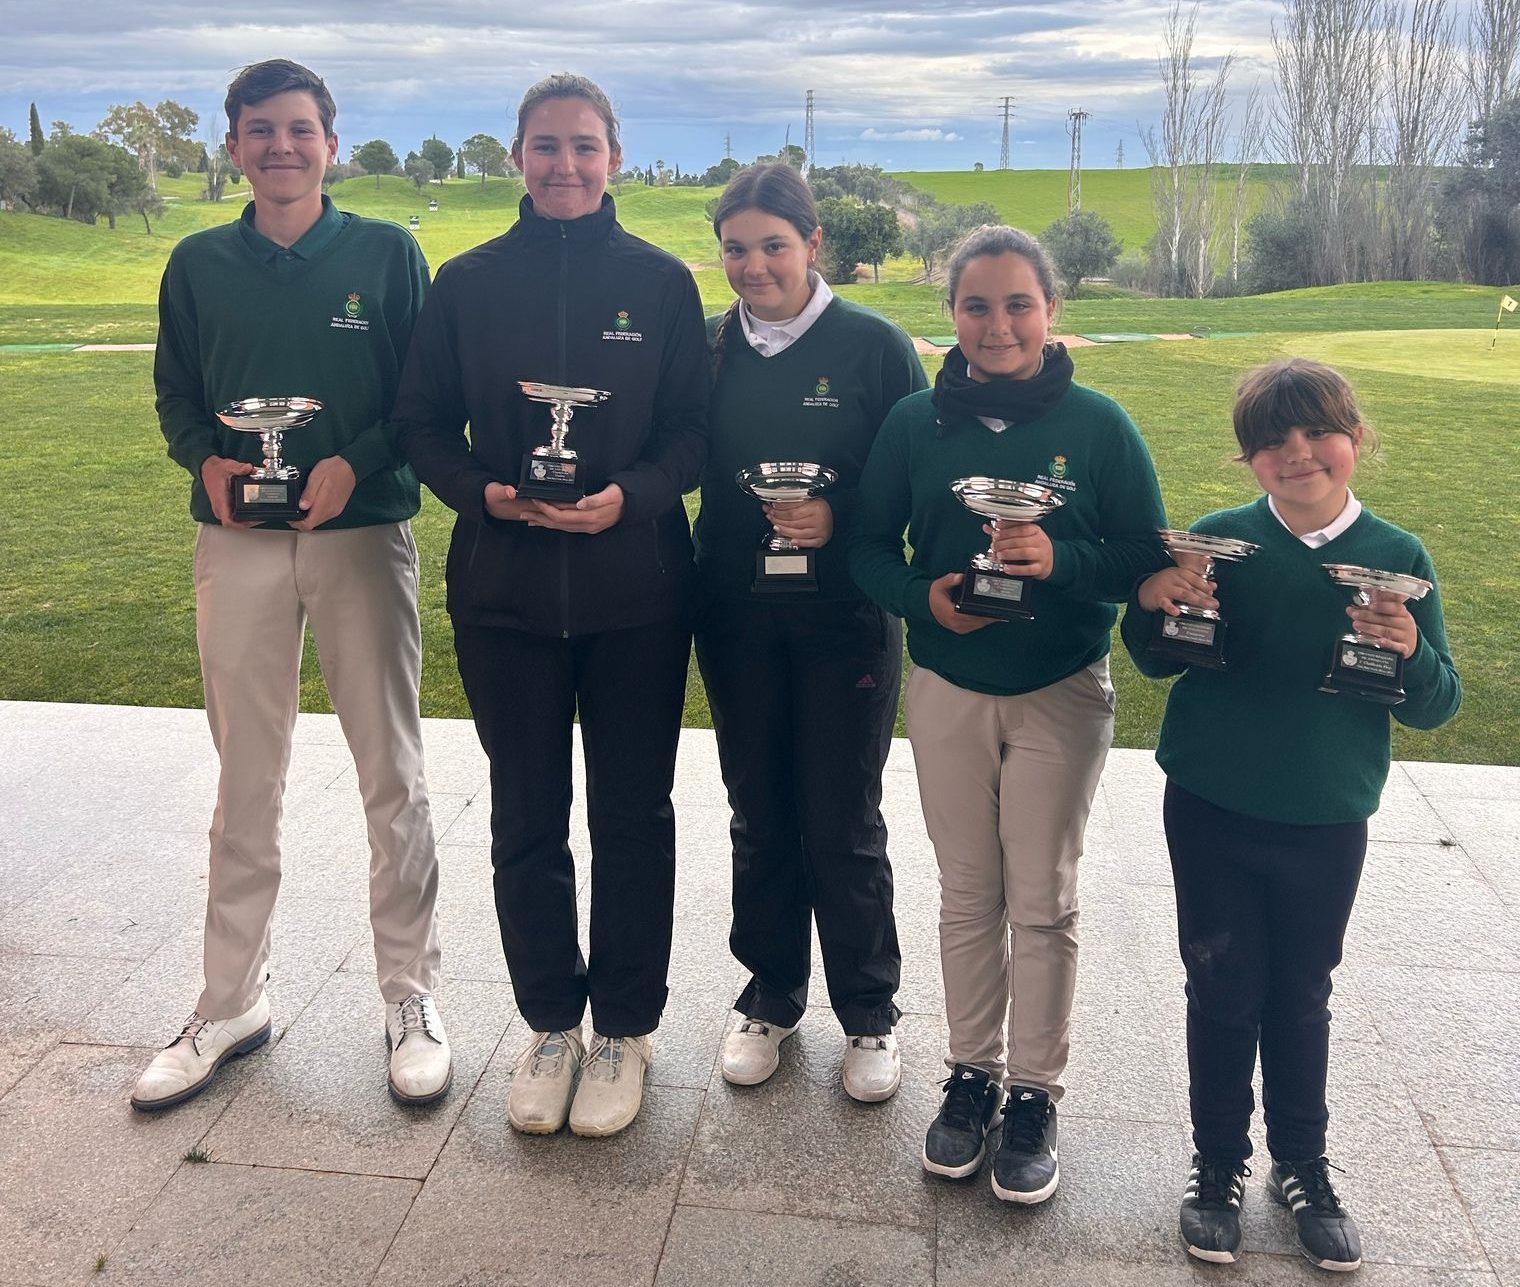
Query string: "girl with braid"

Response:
xmin=693 ymin=163 xmax=927 ymax=1101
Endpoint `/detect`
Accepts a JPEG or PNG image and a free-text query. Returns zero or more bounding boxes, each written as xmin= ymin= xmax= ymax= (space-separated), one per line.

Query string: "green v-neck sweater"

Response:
xmin=1120 ymin=496 xmax=1461 ymax=824
xmin=155 ymin=198 xmax=428 ymax=528
xmin=693 ymin=297 xmax=927 ymax=602
xmin=850 ymin=383 xmax=1168 ymax=696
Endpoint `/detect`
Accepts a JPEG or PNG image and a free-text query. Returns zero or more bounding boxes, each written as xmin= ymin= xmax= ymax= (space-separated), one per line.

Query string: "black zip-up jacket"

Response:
xmin=394 ymin=194 xmax=709 ymax=636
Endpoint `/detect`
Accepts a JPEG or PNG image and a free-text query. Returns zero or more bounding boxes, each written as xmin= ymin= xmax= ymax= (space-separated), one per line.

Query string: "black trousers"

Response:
xmin=695 ymin=597 xmax=903 ymax=1034
xmin=453 ymin=617 xmax=690 ymax=1037
xmin=1164 ymin=781 xmax=1367 ymax=1162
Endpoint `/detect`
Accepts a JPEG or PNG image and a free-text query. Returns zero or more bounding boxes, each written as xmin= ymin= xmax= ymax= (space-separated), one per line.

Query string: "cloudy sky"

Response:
xmin=0 ymin=1 xmax=1477 ymax=172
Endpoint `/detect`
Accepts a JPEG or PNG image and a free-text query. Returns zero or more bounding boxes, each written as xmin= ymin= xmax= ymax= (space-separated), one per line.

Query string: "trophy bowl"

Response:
xmin=216 ymin=396 xmax=324 ymax=522
xmin=1319 ymin=563 xmax=1432 ymax=704
xmin=949 ymin=477 xmax=1064 ymax=620
xmin=735 ymin=461 xmax=839 ymax=593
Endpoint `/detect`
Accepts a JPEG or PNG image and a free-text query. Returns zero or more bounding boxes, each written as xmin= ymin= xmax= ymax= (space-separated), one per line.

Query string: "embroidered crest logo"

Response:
xmin=602 ymin=309 xmax=643 ymax=342
xmin=330 ymin=290 xmax=371 ymax=332
xmin=1050 ymin=454 xmax=1067 ymax=479
xmin=802 ymin=374 xmax=840 ymax=409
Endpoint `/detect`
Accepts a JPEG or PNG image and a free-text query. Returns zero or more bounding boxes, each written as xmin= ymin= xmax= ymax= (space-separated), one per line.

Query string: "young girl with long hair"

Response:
xmin=695 ymin=163 xmax=927 ymax=1100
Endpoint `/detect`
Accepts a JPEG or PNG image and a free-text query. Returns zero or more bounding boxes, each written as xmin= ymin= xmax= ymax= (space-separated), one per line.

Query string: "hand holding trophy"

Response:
xmin=1146 ymin=529 xmax=1261 ymax=670
xmin=517 ymin=382 xmax=612 ymax=502
xmin=216 ymin=396 xmax=323 ymax=522
xmin=949 ymin=477 xmax=1064 ymax=620
xmin=1319 ymin=564 xmax=1431 ymax=704
xmin=735 ymin=462 xmax=838 ymax=593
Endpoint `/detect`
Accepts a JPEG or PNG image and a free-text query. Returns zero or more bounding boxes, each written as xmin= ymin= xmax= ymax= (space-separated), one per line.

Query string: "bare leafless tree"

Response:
xmin=1142 ymin=2 xmax=1235 ymax=297
xmin=1271 ymin=0 xmax=1382 ymax=283
xmin=1465 ymin=0 xmax=1520 ymax=126
xmin=1228 ymin=84 xmax=1265 ymax=287
xmin=1383 ymin=0 xmax=1464 ymax=278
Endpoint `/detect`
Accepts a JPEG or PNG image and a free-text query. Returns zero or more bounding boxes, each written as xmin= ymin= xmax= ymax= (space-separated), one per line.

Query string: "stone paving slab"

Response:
xmin=0 ymin=700 xmax=1516 ymax=1287
xmin=101 ymin=1162 xmax=419 ymax=1286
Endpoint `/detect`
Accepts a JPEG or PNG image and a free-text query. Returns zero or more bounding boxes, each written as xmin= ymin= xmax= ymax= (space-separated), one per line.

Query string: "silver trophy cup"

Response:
xmin=735 ymin=462 xmax=839 ymax=593
xmin=1148 ymin=529 xmax=1262 ymax=670
xmin=216 ymin=396 xmax=324 ymax=522
xmin=1319 ymin=563 xmax=1431 ymax=704
xmin=517 ymin=381 xmax=612 ymax=502
xmin=950 ymin=477 xmax=1065 ymax=620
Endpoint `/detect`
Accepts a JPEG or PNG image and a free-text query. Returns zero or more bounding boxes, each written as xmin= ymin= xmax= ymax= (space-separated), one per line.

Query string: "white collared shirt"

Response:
xmin=740 ymin=278 xmax=834 ymax=357
xmin=1269 ymin=491 xmax=1362 ymax=547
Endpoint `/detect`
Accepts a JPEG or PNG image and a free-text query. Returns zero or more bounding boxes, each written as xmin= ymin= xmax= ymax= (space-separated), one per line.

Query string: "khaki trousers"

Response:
xmin=193 ymin=521 xmax=441 ymax=1018
xmin=905 ymin=660 xmax=1114 ymax=1098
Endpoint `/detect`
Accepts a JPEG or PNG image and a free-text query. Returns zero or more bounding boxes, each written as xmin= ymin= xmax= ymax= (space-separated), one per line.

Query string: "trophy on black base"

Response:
xmin=735 ymin=462 xmax=839 ymax=593
xmin=1319 ymin=563 xmax=1431 ymax=705
xmin=517 ymin=382 xmax=612 ymax=502
xmin=216 ymin=396 xmax=323 ymax=523
xmin=1146 ymin=529 xmax=1261 ymax=670
xmin=950 ymin=477 xmax=1064 ymax=620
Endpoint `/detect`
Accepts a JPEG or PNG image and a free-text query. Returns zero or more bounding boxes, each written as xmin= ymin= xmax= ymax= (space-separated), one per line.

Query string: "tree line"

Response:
xmin=1142 ymin=0 xmax=1520 ymax=295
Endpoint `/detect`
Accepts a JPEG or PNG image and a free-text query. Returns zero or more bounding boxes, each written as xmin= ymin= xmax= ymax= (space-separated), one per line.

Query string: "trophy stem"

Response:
xmin=261 ymin=429 xmax=284 ymax=475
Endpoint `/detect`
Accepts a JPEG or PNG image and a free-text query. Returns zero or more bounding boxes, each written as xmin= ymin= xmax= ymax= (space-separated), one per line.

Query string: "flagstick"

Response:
xmin=1493 ymin=303 xmax=1503 ymax=351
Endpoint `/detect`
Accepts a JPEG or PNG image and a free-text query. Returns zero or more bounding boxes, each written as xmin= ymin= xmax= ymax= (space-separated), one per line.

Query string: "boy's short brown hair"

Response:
xmin=1232 ymin=357 xmax=1376 ymax=460
xmin=225 ymin=59 xmax=336 ymax=138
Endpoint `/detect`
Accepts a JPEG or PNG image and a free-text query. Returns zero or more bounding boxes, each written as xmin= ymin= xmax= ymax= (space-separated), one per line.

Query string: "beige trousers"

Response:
xmin=193 ymin=521 xmax=441 ymax=1018
xmin=905 ymin=660 xmax=1115 ymax=1098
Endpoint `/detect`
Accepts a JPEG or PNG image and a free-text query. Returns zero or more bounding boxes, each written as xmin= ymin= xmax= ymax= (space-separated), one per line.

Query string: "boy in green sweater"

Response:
xmin=135 ymin=59 xmax=451 ymax=1113
xmin=1121 ymin=358 xmax=1460 ymax=1273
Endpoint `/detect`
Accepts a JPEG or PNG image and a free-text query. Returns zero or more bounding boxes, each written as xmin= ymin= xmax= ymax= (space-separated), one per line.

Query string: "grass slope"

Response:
xmin=892 ymin=166 xmax=1278 ymax=253
xmin=4 ymin=178 xmax=1516 ymax=762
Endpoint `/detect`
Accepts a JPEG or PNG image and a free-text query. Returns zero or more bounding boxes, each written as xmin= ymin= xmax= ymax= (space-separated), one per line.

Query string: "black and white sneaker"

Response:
xmin=1180 ymin=1153 xmax=1250 ymax=1264
xmin=1268 ymin=1157 xmax=1363 ymax=1272
xmin=990 ymin=1085 xmax=1059 ymax=1204
xmin=922 ymin=1064 xmax=1003 ymax=1178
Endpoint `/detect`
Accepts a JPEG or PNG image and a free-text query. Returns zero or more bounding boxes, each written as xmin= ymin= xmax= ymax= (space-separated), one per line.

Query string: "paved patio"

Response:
xmin=1 ymin=699 xmax=1516 ymax=1286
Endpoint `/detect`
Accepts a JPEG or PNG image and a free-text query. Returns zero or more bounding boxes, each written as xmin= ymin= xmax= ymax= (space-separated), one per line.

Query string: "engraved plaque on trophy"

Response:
xmin=216 ymin=396 xmax=323 ymax=523
xmin=949 ymin=477 xmax=1064 ymax=621
xmin=1319 ymin=564 xmax=1431 ymax=705
xmin=1146 ymin=529 xmax=1261 ymax=670
xmin=517 ymin=382 xmax=612 ymax=502
xmin=735 ymin=462 xmax=839 ymax=593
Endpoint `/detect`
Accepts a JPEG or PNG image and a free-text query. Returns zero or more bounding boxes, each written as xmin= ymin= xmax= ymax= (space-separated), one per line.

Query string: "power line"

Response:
xmin=1067 ymin=107 xmax=1090 ymax=212
xmin=998 ymin=96 xmax=1014 ymax=170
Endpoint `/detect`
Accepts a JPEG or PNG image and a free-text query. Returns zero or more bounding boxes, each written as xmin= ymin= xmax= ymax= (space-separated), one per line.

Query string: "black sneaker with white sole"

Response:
xmin=1180 ymin=1153 xmax=1250 ymax=1264
xmin=923 ymin=1064 xmax=1003 ymax=1178
xmin=990 ymin=1085 xmax=1059 ymax=1203
xmin=1268 ymin=1157 xmax=1363 ymax=1272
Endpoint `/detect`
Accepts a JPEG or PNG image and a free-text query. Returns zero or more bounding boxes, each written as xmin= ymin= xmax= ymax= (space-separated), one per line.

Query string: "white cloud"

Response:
xmin=860 ymin=127 xmax=963 ymax=142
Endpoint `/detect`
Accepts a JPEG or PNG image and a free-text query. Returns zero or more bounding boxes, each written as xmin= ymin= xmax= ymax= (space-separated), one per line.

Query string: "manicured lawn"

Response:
xmin=4 ymin=325 xmax=1512 ymax=764
xmin=5 ymin=177 xmax=1515 ymax=762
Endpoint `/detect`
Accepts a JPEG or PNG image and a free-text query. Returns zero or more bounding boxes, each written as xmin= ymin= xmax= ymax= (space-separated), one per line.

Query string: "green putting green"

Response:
xmin=1288 ymin=329 xmax=1520 ymax=385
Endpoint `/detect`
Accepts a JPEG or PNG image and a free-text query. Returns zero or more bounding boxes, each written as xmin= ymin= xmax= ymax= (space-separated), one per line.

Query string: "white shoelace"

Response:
xmin=394 ymin=994 xmax=439 ymax=1045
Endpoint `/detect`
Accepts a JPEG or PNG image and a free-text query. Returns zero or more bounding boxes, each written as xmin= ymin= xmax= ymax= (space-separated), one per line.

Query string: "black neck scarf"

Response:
xmin=931 ymin=342 xmax=1075 ymax=429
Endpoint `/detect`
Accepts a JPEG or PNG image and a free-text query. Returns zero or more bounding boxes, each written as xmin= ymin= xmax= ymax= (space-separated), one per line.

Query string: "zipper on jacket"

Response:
xmin=558 ymin=225 xmax=572 ymax=638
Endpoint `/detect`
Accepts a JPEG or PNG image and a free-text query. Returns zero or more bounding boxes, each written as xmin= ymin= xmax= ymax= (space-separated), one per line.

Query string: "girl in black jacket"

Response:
xmin=395 ymin=73 xmax=708 ymax=1140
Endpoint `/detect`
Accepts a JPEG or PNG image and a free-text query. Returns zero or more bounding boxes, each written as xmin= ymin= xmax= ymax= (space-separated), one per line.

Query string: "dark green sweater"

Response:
xmin=155 ymin=197 xmax=429 ymax=528
xmin=850 ymin=384 xmax=1167 ymax=695
xmin=1119 ymin=496 xmax=1461 ymax=824
xmin=693 ymin=297 xmax=927 ymax=602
